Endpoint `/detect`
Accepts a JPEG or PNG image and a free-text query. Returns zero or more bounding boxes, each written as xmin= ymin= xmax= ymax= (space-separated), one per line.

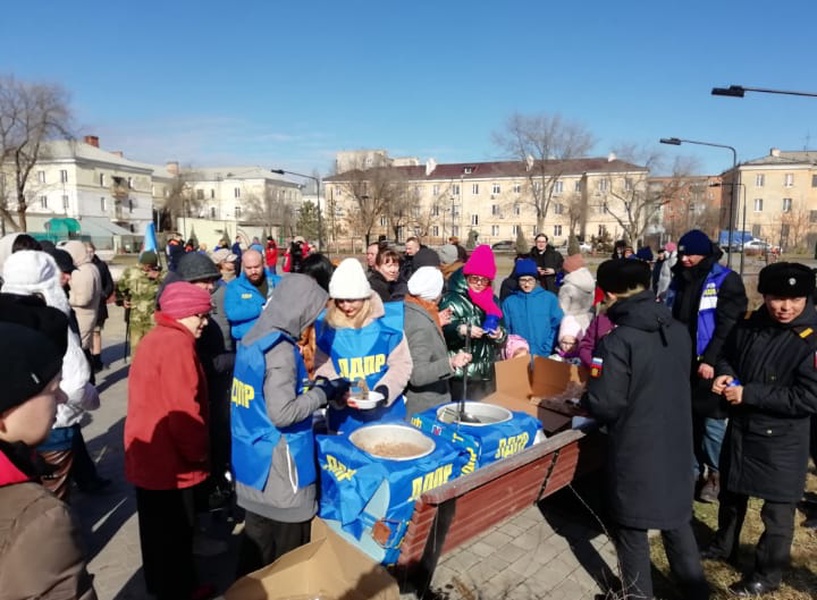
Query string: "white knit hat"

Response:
xmin=408 ymin=266 xmax=444 ymax=301
xmin=329 ymin=258 xmax=371 ymax=299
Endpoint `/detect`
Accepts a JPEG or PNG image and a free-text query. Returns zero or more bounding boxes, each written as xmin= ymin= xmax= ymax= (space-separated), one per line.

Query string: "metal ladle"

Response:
xmin=457 ymin=323 xmax=481 ymax=424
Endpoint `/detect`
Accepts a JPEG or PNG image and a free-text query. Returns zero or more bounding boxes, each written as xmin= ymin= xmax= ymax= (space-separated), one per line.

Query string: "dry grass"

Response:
xmin=650 ymin=469 xmax=817 ymax=599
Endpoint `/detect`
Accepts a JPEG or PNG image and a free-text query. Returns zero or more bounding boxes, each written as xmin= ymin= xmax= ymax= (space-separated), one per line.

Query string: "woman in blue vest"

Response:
xmin=231 ymin=274 xmax=349 ymax=575
xmin=314 ymin=258 xmax=413 ymax=433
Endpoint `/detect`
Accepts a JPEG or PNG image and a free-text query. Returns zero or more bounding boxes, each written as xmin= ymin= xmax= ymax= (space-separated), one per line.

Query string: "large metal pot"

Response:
xmin=349 ymin=424 xmax=436 ymax=461
xmin=436 ymin=402 xmax=513 ymax=426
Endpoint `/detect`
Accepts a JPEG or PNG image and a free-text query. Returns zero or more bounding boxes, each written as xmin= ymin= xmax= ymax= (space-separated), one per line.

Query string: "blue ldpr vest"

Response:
xmin=316 ymin=302 xmax=405 ymax=433
xmin=666 ymin=264 xmax=731 ymax=357
xmin=231 ymin=330 xmax=316 ymax=491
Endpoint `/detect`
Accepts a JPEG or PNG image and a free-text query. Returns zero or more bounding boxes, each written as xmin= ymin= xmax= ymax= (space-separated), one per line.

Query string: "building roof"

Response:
xmin=324 ymin=156 xmax=647 ymax=182
xmin=181 ymin=166 xmax=298 ymax=184
xmin=742 ymin=149 xmax=817 ymax=167
xmin=41 ymin=140 xmax=155 ymax=173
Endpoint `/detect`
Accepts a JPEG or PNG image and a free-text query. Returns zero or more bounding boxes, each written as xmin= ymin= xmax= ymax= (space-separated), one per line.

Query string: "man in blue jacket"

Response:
xmin=225 ymin=249 xmax=281 ymax=341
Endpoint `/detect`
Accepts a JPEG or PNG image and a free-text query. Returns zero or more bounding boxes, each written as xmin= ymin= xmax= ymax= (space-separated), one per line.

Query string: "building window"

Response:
xmin=491 ymin=225 xmax=500 ymax=236
xmin=512 ymin=225 xmax=519 ymax=235
xmin=624 ymin=178 xmax=633 ymax=192
xmin=491 ymin=204 xmax=500 ymax=216
xmin=755 ymin=174 xmax=765 ymax=187
xmin=235 ymin=206 xmax=242 ymax=219
xmin=99 ymin=174 xmax=106 ymax=186
xmin=128 ymin=199 xmax=134 ymax=213
xmin=553 ymin=224 xmax=562 ymax=237
xmin=432 ymin=225 xmax=439 ymax=236
xmin=452 ymin=184 xmax=460 ymax=196
xmin=452 ymin=225 xmax=460 ymax=237
xmin=100 ymin=197 xmax=107 ymax=211
xmin=209 ymin=206 xmax=216 ymax=218
xmin=811 ymin=210 xmax=817 ymax=223
xmin=39 ymin=195 xmax=47 ymax=209
xmin=783 ymin=198 xmax=792 ymax=213
xmin=597 ymin=179 xmax=609 ymax=192
xmin=471 ymin=214 xmax=479 ymax=226
xmin=463 ymin=167 xmax=473 ymax=174
xmin=812 ymin=175 xmax=817 ymax=188
xmin=210 ymin=189 xmax=215 ymax=199
xmin=432 ymin=185 xmax=439 ymax=196
xmin=753 ymin=198 xmax=763 ymax=212
xmin=784 ymin=173 xmax=794 ymax=188
xmin=380 ymin=216 xmax=387 ymax=227
xmin=452 ymin=205 xmax=460 ymax=217
xmin=127 ymin=177 xmax=133 ymax=189
xmin=575 ymin=180 xmax=582 ymax=192
xmin=234 ymin=187 xmax=241 ymax=198
xmin=532 ymin=181 xmax=541 ymax=193
xmin=60 ymin=170 xmax=68 ymax=183
xmin=492 ymin=183 xmax=501 ymax=195
xmin=513 ymin=183 xmax=521 ymax=194
xmin=553 ymin=203 xmax=564 ymax=215
xmin=196 ymin=189 xmax=204 ymax=200
xmin=471 ymin=183 xmax=479 ymax=195
xmin=37 ymin=171 xmax=46 ymax=184
xmin=62 ymin=195 xmax=69 ymax=210
xmin=752 ymin=224 xmax=762 ymax=237
xmin=513 ymin=203 xmax=521 ymax=216
xmin=553 ymin=180 xmax=563 ymax=195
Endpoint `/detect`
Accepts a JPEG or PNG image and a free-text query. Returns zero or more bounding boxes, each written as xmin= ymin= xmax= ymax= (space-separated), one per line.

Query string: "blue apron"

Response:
xmin=317 ymin=303 xmax=406 ymax=433
xmin=231 ymin=330 xmax=316 ymax=490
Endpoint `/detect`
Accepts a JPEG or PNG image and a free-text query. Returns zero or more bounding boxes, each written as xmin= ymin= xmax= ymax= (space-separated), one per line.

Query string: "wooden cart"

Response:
xmin=391 ymin=425 xmax=605 ymax=593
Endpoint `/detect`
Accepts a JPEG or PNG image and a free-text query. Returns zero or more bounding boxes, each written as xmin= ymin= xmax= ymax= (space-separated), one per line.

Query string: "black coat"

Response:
xmin=584 ymin=290 xmax=694 ymax=529
xmin=716 ymin=304 xmax=817 ymax=503
xmin=529 ymin=245 xmax=563 ymax=293
xmin=92 ymin=255 xmax=114 ymax=324
xmin=367 ymin=270 xmax=406 ymax=303
xmin=668 ymin=250 xmax=747 ymax=417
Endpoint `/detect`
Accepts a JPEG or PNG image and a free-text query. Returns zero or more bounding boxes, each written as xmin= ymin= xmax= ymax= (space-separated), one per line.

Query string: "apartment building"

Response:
xmin=0 ymin=135 xmax=154 ymax=237
xmin=721 ymin=148 xmax=817 ymax=250
xmin=324 ymin=152 xmax=651 ymax=249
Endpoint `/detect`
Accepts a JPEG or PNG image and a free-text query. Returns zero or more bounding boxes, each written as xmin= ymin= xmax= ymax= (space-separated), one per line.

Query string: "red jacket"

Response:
xmin=265 ymin=242 xmax=278 ymax=268
xmin=125 ymin=312 xmax=209 ymax=490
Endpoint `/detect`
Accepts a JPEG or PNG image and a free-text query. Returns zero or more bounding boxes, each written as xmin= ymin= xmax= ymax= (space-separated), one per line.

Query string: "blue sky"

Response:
xmin=2 ymin=1 xmax=816 ymax=177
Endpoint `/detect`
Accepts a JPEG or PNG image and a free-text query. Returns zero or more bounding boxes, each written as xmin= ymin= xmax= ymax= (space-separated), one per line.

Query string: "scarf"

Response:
xmin=405 ymin=295 xmax=443 ymax=335
xmin=466 ymin=287 xmax=502 ymax=318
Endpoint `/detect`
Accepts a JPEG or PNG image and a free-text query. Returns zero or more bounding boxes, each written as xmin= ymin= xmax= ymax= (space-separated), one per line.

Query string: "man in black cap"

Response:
xmin=667 ymin=229 xmax=747 ymax=503
xmin=584 ymin=259 xmax=709 ymax=600
xmin=704 ymin=262 xmax=817 ymax=596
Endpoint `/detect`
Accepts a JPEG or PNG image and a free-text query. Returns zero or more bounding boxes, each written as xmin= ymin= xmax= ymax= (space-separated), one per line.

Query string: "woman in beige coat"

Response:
xmin=59 ymin=240 xmax=101 ymax=351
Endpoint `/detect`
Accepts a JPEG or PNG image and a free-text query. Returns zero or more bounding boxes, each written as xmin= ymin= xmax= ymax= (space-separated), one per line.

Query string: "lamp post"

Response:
xmin=659 ymin=137 xmax=738 ymax=268
xmin=710 ymin=182 xmax=747 ymax=277
xmin=270 ymin=168 xmax=323 ymax=251
xmin=712 ymin=85 xmax=817 ymax=99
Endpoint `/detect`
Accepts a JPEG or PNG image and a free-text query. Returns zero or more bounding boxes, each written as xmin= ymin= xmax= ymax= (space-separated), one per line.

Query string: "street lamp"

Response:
xmin=270 ymin=168 xmax=323 ymax=251
xmin=711 ymin=85 xmax=817 ymax=99
xmin=710 ymin=182 xmax=747 ymax=277
xmin=659 ymin=136 xmax=738 ymax=268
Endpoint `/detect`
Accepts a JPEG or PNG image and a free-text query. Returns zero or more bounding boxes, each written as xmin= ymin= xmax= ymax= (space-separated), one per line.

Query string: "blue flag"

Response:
xmin=143 ymin=222 xmax=158 ymax=253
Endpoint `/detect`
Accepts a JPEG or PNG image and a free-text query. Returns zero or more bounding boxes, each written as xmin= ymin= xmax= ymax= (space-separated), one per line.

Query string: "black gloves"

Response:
xmin=373 ymin=385 xmax=389 ymax=407
xmin=313 ymin=376 xmax=350 ymax=405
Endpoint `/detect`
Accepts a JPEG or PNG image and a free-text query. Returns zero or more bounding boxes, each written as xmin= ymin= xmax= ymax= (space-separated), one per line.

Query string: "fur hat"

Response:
xmin=408 ymin=267 xmax=444 ymax=301
xmin=563 ymin=254 xmax=585 ymax=274
xmin=160 ymin=282 xmax=212 ymax=319
xmin=177 ymin=252 xmax=221 ymax=282
xmin=512 ymin=258 xmax=538 ymax=279
xmin=0 ymin=322 xmax=65 ymax=414
xmin=211 ymin=248 xmax=238 ymax=264
xmin=678 ymin=230 xmax=713 ymax=257
xmin=463 ymin=245 xmax=497 ymax=281
xmin=758 ymin=262 xmax=815 ymax=299
xmin=596 ymin=259 xmax=652 ymax=294
xmin=329 ymin=258 xmax=371 ymax=299
xmin=438 ymin=244 xmax=459 ymax=265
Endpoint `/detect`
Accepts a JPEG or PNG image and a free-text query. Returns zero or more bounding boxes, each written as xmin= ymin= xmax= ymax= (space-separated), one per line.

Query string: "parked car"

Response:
xmin=491 ymin=240 xmax=516 ymax=253
xmin=742 ymin=239 xmax=769 ymax=255
xmin=578 ymin=241 xmax=592 ymax=253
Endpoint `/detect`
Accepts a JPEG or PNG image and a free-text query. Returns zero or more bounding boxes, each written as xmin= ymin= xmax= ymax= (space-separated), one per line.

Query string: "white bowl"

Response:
xmin=435 ymin=402 xmax=513 ymax=427
xmin=347 ymin=390 xmax=385 ymax=410
xmin=349 ymin=424 xmax=436 ymax=461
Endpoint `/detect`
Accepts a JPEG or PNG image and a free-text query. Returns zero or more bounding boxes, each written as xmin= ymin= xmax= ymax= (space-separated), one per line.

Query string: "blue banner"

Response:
xmin=410 ymin=407 xmax=542 ymax=476
xmin=143 ymin=221 xmax=158 ymax=253
xmin=317 ymin=432 xmax=468 ymax=565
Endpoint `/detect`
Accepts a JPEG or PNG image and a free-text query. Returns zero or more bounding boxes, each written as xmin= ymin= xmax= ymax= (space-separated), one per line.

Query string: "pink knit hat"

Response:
xmin=462 ymin=245 xmax=497 ymax=280
xmin=160 ymin=282 xmax=212 ymax=319
xmin=502 ymin=334 xmax=530 ymax=360
xmin=664 ymin=242 xmax=677 ymax=253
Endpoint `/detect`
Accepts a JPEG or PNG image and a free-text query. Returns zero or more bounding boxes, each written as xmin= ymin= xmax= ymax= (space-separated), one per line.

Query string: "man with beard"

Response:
xmin=225 ymin=249 xmax=281 ymax=341
xmin=666 ymin=229 xmax=747 ymax=504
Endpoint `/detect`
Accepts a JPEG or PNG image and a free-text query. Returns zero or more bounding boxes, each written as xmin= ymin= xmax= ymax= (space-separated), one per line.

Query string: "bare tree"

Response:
xmin=0 ymin=76 xmax=72 ymax=231
xmin=493 ymin=112 xmax=595 ymax=233
xmin=157 ymin=167 xmax=206 ymax=232
xmin=602 ymin=146 xmax=695 ymax=245
xmin=780 ymin=200 xmax=813 ymax=252
xmin=338 ymin=160 xmax=407 ymax=246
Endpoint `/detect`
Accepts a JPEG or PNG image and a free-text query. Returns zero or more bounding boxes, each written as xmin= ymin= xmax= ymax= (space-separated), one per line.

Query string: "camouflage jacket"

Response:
xmin=115 ymin=266 xmax=164 ymax=336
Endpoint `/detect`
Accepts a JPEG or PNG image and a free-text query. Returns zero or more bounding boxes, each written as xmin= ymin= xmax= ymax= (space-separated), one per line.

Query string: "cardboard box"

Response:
xmin=224 ymin=518 xmax=399 ymax=600
xmin=487 ymin=356 xmax=588 ymax=434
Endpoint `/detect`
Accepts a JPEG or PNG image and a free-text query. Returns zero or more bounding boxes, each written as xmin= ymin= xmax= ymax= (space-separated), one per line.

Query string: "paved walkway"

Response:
xmin=72 ymin=304 xmax=619 ymax=600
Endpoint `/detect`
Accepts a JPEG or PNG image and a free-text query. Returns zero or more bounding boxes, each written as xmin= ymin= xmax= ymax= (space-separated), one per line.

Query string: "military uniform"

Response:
xmin=116 ymin=266 xmax=164 ymax=352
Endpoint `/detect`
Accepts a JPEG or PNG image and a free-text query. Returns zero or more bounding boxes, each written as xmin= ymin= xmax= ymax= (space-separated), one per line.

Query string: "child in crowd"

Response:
xmin=502 ymin=334 xmax=530 ymax=360
xmin=552 ymin=315 xmax=584 ymax=365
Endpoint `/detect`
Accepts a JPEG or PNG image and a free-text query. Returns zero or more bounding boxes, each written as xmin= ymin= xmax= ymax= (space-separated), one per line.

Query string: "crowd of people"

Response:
xmin=1 ymin=228 xmax=816 ymax=600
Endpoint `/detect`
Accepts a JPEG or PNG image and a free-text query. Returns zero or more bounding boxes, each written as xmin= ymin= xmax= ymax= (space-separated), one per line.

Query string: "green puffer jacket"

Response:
xmin=440 ymin=267 xmax=507 ymax=381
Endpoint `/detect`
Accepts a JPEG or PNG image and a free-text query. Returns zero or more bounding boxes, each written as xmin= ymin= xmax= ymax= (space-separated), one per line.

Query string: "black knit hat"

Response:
xmin=0 ymin=322 xmax=65 ymax=413
xmin=596 ymin=259 xmax=652 ymax=294
xmin=45 ymin=247 xmax=77 ymax=274
xmin=0 ymin=293 xmax=69 ymax=357
xmin=177 ymin=252 xmax=221 ymax=283
xmin=758 ymin=262 xmax=816 ymax=299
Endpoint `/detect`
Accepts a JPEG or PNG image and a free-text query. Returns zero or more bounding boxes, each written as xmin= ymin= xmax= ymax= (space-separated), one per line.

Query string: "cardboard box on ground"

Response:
xmin=488 ymin=355 xmax=589 ymax=435
xmin=224 ymin=518 xmax=399 ymax=600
